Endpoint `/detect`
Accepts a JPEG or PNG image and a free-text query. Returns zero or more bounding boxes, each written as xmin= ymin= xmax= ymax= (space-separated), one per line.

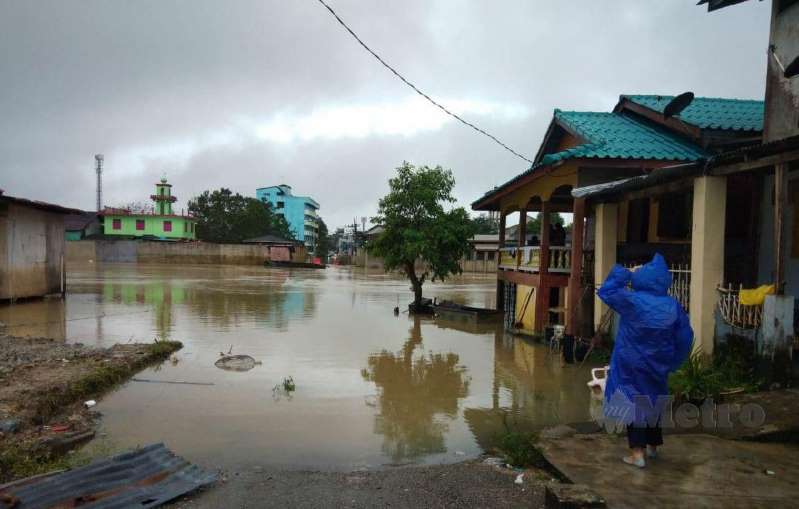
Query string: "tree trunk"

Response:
xmin=406 ymin=262 xmax=423 ymax=306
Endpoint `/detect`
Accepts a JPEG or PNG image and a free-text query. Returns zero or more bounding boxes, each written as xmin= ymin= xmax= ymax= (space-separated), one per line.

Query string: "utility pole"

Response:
xmin=94 ymin=154 xmax=104 ymax=212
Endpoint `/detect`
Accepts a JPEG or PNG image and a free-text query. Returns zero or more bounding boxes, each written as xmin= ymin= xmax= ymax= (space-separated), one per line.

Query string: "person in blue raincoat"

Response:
xmin=598 ymin=253 xmax=693 ymax=468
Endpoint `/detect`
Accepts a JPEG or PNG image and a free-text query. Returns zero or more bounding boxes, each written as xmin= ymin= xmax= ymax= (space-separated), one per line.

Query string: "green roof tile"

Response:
xmin=472 ymin=95 xmax=765 ymax=208
xmin=623 ymin=95 xmax=764 ymax=131
xmin=542 ymin=110 xmax=707 ymax=164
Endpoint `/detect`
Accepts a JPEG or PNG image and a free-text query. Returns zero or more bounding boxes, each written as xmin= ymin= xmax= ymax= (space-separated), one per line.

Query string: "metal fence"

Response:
xmin=623 ymin=262 xmax=691 ymax=312
xmin=717 ymin=283 xmax=763 ymax=329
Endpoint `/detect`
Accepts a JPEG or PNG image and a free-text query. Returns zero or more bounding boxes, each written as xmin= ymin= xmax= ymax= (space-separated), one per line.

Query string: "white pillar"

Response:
xmin=689 ymin=176 xmax=726 ymax=357
xmin=594 ymin=202 xmax=618 ymax=330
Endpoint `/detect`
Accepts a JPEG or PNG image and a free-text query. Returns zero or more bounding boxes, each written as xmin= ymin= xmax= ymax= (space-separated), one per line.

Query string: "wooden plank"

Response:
xmin=472 ymin=159 xmax=679 ymax=210
xmin=518 ymin=207 xmax=527 ymax=265
xmin=711 ymin=149 xmax=799 ymax=176
xmin=615 ymin=99 xmax=702 ymax=141
xmin=567 ymin=198 xmax=585 ymax=335
xmin=540 ymin=201 xmax=551 ymax=275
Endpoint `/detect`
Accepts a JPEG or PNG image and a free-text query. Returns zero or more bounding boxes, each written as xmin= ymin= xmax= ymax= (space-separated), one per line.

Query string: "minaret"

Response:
xmin=150 ymin=176 xmax=177 ymax=215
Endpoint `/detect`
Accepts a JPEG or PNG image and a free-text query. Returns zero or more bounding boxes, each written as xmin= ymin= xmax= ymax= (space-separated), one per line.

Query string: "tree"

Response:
xmin=360 ymin=318 xmax=469 ymax=461
xmin=315 ymin=217 xmax=329 ymax=257
xmin=525 ymin=212 xmax=565 ymax=236
xmin=112 ymin=201 xmax=153 ymax=213
xmin=187 ymin=188 xmax=294 ymax=243
xmin=471 ymin=213 xmax=499 ymax=234
xmin=370 ymin=162 xmax=475 ymax=307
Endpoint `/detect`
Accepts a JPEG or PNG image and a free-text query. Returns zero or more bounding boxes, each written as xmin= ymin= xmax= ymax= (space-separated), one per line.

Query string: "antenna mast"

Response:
xmin=94 ymin=154 xmax=104 ymax=212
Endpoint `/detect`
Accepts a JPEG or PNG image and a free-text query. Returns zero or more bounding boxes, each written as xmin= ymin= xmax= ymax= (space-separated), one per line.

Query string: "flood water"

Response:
xmin=0 ymin=263 xmax=597 ymax=471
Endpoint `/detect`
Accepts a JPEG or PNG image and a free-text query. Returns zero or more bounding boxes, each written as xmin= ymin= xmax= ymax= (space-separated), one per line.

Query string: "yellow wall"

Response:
xmin=515 ymin=285 xmax=536 ymax=330
xmin=500 ymin=164 xmax=579 ymax=214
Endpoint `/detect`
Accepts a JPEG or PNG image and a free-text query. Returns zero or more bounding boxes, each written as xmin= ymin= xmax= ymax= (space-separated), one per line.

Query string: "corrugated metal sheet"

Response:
xmin=0 ymin=443 xmax=216 ymax=508
xmin=571 ymin=162 xmax=703 ymax=201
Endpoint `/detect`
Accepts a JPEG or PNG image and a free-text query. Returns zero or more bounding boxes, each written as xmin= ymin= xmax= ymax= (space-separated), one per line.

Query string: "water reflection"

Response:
xmin=0 ymin=265 xmax=319 ymax=342
xmin=0 ymin=264 xmax=596 ymax=470
xmin=0 ymin=298 xmax=66 ymax=339
xmin=464 ymin=331 xmax=594 ymax=451
xmin=361 ymin=318 xmax=471 ymax=463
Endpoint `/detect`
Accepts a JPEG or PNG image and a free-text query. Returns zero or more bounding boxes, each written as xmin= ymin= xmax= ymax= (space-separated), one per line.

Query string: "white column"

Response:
xmin=594 ymin=202 xmax=618 ymax=330
xmin=689 ymin=176 xmax=726 ymax=357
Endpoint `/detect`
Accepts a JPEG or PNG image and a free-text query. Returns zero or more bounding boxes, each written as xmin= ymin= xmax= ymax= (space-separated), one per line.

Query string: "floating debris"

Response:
xmin=272 ymin=376 xmax=296 ymax=400
xmin=215 ymin=354 xmax=261 ymax=372
xmin=131 ymin=378 xmax=214 ymax=386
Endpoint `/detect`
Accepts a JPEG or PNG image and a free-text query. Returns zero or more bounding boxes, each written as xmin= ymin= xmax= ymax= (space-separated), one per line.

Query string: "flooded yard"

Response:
xmin=0 ymin=263 xmax=596 ymax=471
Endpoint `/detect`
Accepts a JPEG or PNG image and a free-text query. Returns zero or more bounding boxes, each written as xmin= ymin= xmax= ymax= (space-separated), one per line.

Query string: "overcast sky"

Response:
xmin=0 ymin=1 xmax=771 ymax=229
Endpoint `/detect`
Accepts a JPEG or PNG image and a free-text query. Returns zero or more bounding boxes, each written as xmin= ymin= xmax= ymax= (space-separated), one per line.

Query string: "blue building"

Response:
xmin=255 ymin=185 xmax=320 ymax=251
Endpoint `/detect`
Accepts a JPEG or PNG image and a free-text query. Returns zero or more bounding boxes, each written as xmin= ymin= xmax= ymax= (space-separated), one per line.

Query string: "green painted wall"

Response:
xmin=103 ymin=214 xmax=196 ymax=240
xmin=65 ymin=230 xmax=83 ymax=241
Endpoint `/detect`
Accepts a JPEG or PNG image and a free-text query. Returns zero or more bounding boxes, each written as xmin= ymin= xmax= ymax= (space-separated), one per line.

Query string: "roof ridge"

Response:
xmin=622 ymin=93 xmax=763 ymax=103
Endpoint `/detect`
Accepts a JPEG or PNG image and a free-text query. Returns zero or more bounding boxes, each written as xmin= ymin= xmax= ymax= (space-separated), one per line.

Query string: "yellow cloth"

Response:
xmin=739 ymin=284 xmax=775 ymax=306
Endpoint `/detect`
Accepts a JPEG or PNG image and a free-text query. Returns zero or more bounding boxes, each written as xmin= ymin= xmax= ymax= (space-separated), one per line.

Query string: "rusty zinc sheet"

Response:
xmin=0 ymin=443 xmax=216 ymax=508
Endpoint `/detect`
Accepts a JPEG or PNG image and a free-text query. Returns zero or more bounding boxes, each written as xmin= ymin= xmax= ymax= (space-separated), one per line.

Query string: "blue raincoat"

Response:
xmin=598 ymin=254 xmax=693 ymax=425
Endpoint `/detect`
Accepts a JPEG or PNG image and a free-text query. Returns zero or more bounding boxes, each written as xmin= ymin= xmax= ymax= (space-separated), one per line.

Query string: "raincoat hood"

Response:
xmin=631 ymin=253 xmax=672 ymax=296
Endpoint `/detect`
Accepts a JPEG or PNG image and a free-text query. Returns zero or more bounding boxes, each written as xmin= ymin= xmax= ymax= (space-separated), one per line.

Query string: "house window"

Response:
xmin=277 ymin=201 xmax=285 ymax=209
xmin=657 ymin=192 xmax=691 ymax=239
xmin=627 ymin=198 xmax=650 ymax=243
xmin=136 ymin=219 xmax=145 ymax=231
xmin=112 ymin=218 xmax=121 ymax=230
xmin=163 ymin=220 xmax=172 ymax=232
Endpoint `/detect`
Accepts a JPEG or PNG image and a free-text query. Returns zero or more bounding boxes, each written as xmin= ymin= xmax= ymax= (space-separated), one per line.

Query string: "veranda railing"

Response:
xmin=716 ymin=283 xmax=763 ymax=329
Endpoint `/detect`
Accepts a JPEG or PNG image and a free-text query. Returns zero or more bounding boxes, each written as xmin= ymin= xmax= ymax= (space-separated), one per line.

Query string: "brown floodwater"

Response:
xmin=0 ymin=263 xmax=598 ymax=471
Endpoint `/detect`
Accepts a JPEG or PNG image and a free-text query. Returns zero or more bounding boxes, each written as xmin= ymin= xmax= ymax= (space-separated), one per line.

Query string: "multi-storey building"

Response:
xmin=255 ymin=185 xmax=320 ymax=251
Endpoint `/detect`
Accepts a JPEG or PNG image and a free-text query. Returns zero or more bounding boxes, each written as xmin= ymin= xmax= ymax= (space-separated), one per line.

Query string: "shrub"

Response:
xmin=498 ymin=431 xmax=544 ymax=467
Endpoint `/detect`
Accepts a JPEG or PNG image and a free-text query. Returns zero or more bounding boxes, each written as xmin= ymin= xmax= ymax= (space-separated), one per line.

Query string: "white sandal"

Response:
xmin=623 ymin=456 xmax=646 ymax=468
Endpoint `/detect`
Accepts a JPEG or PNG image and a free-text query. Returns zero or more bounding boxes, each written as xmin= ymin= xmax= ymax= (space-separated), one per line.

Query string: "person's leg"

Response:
xmin=645 ymin=424 xmax=663 ymax=458
xmin=625 ymin=425 xmax=646 ymax=467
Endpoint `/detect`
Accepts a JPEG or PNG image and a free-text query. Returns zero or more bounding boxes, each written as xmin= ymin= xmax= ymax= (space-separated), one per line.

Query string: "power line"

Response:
xmin=314 ymin=0 xmax=533 ymax=165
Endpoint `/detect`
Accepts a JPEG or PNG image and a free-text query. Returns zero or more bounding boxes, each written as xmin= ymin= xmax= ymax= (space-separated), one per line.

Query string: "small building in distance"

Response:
xmin=242 ymin=234 xmax=299 ymax=262
xmin=101 ymin=177 xmax=196 ymax=241
xmin=0 ymin=190 xmax=81 ymax=300
xmin=255 ymin=185 xmax=319 ymax=252
xmin=64 ymin=211 xmax=101 ymax=241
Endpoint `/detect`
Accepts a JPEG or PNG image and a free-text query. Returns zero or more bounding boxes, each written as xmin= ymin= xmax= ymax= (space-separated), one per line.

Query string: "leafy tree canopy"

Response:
xmin=526 ymin=212 xmax=565 ymax=235
xmin=315 ymin=217 xmax=330 ymax=257
xmin=471 ymin=213 xmax=499 ymax=234
xmin=370 ymin=162 xmax=475 ymax=305
xmin=188 ymin=188 xmax=294 ymax=243
xmin=112 ymin=201 xmax=153 ymax=214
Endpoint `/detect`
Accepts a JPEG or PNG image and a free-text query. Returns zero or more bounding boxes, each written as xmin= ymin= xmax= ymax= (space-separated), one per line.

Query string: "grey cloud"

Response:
xmin=0 ymin=0 xmax=771 ymax=228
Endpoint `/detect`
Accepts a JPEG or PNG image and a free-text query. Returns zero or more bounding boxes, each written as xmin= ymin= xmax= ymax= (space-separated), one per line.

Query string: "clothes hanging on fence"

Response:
xmin=738 ymin=284 xmax=775 ymax=306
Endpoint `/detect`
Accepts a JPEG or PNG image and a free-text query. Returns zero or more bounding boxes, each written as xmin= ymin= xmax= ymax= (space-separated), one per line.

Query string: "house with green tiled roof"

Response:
xmin=472 ymin=94 xmax=764 ymax=337
xmin=561 ymin=0 xmax=799 ymax=367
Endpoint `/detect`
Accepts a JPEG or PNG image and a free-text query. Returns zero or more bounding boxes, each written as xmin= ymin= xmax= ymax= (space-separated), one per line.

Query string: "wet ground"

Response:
xmin=538 ymin=432 xmax=799 ymax=508
xmin=0 ymin=263 xmax=597 ymax=472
